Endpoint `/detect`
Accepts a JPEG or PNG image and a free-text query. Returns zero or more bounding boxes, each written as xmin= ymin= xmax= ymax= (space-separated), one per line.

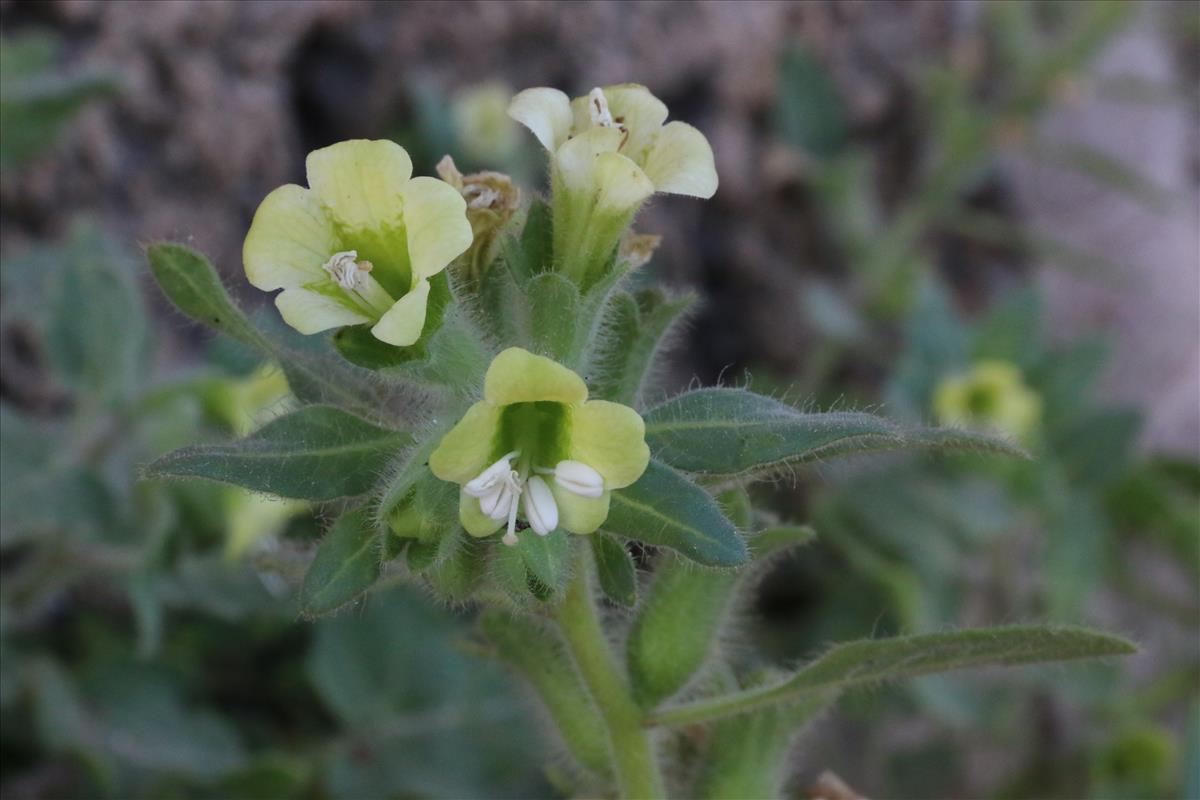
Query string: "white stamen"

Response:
xmin=553 ymin=460 xmax=605 ymax=498
xmin=464 ymin=452 xmax=519 ymax=498
xmin=490 ymin=477 xmax=522 ymax=522
xmin=505 ymin=481 xmax=521 ymax=543
xmin=322 ymin=250 xmax=372 ymax=291
xmin=477 ymin=483 xmax=506 ymax=518
xmin=522 ymin=476 xmax=558 ymax=536
xmin=588 ymin=87 xmax=614 ymax=128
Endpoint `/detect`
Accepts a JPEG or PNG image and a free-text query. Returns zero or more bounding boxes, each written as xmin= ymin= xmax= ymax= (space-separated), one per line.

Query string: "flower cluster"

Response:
xmin=242 ymin=85 xmax=716 ymax=546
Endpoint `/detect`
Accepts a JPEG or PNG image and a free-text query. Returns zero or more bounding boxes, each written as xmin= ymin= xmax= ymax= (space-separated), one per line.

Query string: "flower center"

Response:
xmin=465 ymin=452 xmax=605 ymax=546
xmin=323 ymin=250 xmax=373 ymax=290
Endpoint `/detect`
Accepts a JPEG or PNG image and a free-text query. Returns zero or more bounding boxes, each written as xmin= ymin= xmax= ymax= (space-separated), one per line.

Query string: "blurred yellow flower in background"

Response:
xmin=934 ymin=359 xmax=1042 ymax=442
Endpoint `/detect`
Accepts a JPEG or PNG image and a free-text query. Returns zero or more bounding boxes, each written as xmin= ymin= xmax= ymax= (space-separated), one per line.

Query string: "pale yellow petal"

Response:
xmin=399 ymin=176 xmax=473 ymax=280
xmin=641 ymin=121 xmax=718 ymax=198
xmin=600 ymin=83 xmax=669 ymax=158
xmin=484 ymin=347 xmax=588 ymax=407
xmin=243 ymin=185 xmax=340 ymax=291
xmin=555 ymin=126 xmax=624 ymax=193
xmin=550 ymin=483 xmax=610 ymax=535
xmin=429 ymin=401 xmax=502 ymax=484
xmin=275 ymin=287 xmax=372 ymax=335
xmin=592 ymin=151 xmax=654 ymax=214
xmin=508 ymin=87 xmax=573 ymax=151
xmin=370 ymin=277 xmax=430 ymax=346
xmin=460 ymin=491 xmax=504 ymax=537
xmin=305 ymin=139 xmax=412 ymax=234
xmin=570 ymin=400 xmax=650 ymax=489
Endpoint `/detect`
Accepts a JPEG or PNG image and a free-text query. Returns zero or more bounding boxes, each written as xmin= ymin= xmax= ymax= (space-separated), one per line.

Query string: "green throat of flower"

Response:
xmin=465 ymin=401 xmax=605 ymax=546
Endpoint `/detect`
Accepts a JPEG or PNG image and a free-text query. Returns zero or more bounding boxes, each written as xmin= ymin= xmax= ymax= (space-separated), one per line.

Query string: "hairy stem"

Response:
xmin=554 ymin=542 xmax=666 ymax=799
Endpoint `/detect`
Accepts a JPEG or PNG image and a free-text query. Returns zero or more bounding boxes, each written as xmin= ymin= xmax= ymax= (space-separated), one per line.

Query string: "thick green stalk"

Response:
xmin=554 ymin=543 xmax=666 ymax=799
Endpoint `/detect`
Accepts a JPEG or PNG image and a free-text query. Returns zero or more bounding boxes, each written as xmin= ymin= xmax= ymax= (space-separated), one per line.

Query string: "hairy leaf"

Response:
xmin=627 ymin=554 xmax=738 ymax=707
xmin=44 ymin=226 xmax=150 ymax=404
xmin=517 ymin=529 xmax=571 ymax=597
xmin=145 ymin=405 xmax=409 ymax=500
xmin=591 ymin=289 xmax=695 ymax=405
xmin=644 ymin=388 xmax=1023 ymax=478
xmin=605 ymin=460 xmax=747 ymax=567
xmin=146 ymin=243 xmax=387 ymax=417
xmin=145 ymin=243 xmax=267 ymax=349
xmin=590 ymin=532 xmax=637 ymax=607
xmin=650 ymin=625 xmax=1136 ymax=726
xmin=300 ymin=507 xmax=380 ymax=617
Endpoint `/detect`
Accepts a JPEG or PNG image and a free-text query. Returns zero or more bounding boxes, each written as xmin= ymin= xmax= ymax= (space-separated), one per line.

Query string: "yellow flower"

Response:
xmin=429 ymin=348 xmax=650 ymax=545
xmin=508 ymin=84 xmax=717 ymax=282
xmin=243 ymin=140 xmax=472 ymax=346
xmin=934 ymin=360 xmax=1042 ymax=441
xmin=452 ymin=81 xmax=520 ymax=166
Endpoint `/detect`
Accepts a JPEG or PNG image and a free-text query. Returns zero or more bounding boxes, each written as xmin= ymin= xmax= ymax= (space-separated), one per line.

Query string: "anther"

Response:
xmin=322 ymin=250 xmax=373 ymax=291
xmin=553 ymin=460 xmax=605 ymax=498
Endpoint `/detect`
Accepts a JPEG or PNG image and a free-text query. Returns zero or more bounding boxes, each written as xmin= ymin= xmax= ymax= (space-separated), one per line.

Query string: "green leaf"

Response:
xmin=306 ymin=586 xmax=536 ymax=798
xmin=650 ymin=625 xmax=1136 ymax=727
xmin=400 ymin=307 xmax=491 ymax=394
xmin=47 ymin=225 xmax=150 ymax=404
xmin=31 ymin=658 xmax=247 ymax=779
xmin=145 ymin=242 xmax=268 ymax=349
xmin=605 ymin=460 xmax=747 ymax=567
xmin=693 ymin=687 xmax=831 ymax=800
xmin=749 ymin=525 xmax=817 ymax=559
xmin=405 ymin=523 xmax=460 ymax=574
xmin=147 ymin=243 xmax=389 ymax=417
xmin=590 ymin=532 xmax=637 ymax=607
xmin=0 ymin=407 xmax=117 ymax=545
xmin=331 ymin=324 xmax=416 ymax=369
xmin=424 ymin=535 xmax=488 ymax=602
xmin=300 ymin=507 xmax=380 ymax=616
xmin=644 ymin=388 xmax=1024 ymax=478
xmin=0 ymin=33 xmax=119 ymax=167
xmin=591 ymin=288 xmax=695 ymax=405
xmin=516 ymin=529 xmax=570 ymax=597
xmin=627 ymin=554 xmax=738 ymax=707
xmin=144 ymin=405 xmax=409 ymax=501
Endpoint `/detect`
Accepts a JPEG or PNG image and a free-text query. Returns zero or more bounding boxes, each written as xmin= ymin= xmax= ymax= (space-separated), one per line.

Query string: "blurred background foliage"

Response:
xmin=1 ymin=1 xmax=1197 ymax=798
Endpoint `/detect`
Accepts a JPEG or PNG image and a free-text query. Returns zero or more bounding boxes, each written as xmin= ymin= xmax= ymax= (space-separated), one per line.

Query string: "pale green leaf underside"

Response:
xmin=649 ymin=624 xmax=1136 ymax=726
xmin=144 ymin=405 xmax=409 ymax=501
xmin=644 ymin=388 xmax=1025 ymax=477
